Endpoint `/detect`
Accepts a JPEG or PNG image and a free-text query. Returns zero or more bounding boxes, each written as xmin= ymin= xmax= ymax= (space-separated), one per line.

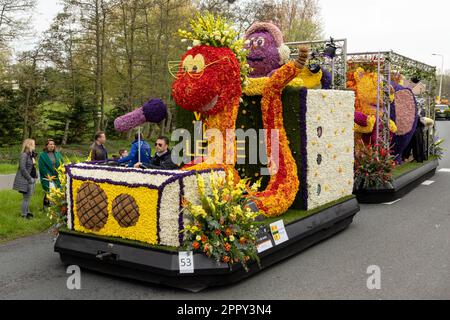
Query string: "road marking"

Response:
xmin=421 ymin=180 xmax=435 ymax=186
xmin=438 ymin=168 xmax=450 ymax=173
xmin=382 ymin=199 xmax=402 ymax=205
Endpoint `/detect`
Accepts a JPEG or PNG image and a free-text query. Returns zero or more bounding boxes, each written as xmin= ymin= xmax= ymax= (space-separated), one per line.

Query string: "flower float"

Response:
xmin=242 ymin=22 xmax=327 ymax=95
xmin=114 ymin=98 xmax=168 ymax=132
xmin=347 ymin=67 xmax=398 ymax=146
xmin=172 ymin=13 xmax=310 ymax=217
xmin=250 ymin=48 xmax=309 ymax=216
xmin=65 ymin=162 xmax=227 ymax=247
xmin=390 ymin=82 xmax=419 ymax=163
xmin=172 ymin=13 xmax=245 ymax=170
xmin=244 ymin=22 xmax=291 ymax=78
xmin=47 ymin=163 xmax=69 ymax=230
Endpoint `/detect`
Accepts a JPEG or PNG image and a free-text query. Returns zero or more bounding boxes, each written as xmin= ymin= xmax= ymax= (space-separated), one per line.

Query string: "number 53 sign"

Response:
xmin=178 ymin=251 xmax=194 ymax=274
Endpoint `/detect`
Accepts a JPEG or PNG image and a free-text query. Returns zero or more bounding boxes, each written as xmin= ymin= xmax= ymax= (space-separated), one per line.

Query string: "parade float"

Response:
xmin=346 ymin=51 xmax=439 ymax=203
xmin=54 ymin=14 xmax=359 ymax=292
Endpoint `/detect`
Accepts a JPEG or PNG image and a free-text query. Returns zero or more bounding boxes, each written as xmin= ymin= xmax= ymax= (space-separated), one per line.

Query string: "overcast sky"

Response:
xmin=19 ymin=0 xmax=450 ymax=72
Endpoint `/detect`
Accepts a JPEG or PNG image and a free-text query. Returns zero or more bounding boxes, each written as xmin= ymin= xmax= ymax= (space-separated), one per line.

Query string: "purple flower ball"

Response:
xmin=143 ymin=98 xmax=168 ymax=123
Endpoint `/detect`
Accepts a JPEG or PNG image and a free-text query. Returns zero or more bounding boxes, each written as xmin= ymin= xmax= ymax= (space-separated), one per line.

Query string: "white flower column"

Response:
xmin=301 ymin=89 xmax=355 ymax=210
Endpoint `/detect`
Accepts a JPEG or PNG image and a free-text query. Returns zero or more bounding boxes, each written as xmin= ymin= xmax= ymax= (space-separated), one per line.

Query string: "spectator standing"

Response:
xmin=89 ymin=131 xmax=108 ymax=161
xmin=39 ymin=139 xmax=64 ymax=210
xmin=13 ymin=139 xmax=38 ymax=219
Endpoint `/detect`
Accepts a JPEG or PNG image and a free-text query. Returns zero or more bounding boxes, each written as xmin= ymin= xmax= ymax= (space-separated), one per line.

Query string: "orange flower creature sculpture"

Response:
xmin=171 ymin=14 xmax=308 ymax=217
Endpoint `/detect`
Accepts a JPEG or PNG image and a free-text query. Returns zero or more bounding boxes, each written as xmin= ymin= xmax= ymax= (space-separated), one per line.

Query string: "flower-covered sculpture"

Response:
xmin=172 ymin=13 xmax=309 ymax=217
xmin=243 ymin=22 xmax=331 ymax=91
xmin=244 ymin=22 xmax=291 ymax=78
xmin=114 ymin=98 xmax=168 ymax=132
xmin=390 ymin=83 xmax=419 ymax=163
xmin=347 ymin=68 xmax=397 ymax=146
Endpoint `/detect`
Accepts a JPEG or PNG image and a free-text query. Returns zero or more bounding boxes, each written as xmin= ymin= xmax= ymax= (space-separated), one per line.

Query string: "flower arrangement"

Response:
xmin=354 ymin=140 xmax=396 ymax=190
xmin=181 ymin=170 xmax=262 ymax=271
xmin=430 ymin=135 xmax=445 ymax=160
xmin=178 ymin=12 xmax=251 ymax=89
xmin=47 ymin=163 xmax=69 ymax=230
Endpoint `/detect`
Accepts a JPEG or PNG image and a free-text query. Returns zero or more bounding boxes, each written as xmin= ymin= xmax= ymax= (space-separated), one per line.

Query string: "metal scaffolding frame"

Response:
xmin=285 ymin=38 xmax=347 ymax=90
xmin=347 ymin=51 xmax=437 ymax=155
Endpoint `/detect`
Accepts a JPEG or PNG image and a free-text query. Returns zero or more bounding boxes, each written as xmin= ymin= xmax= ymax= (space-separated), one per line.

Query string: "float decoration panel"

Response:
xmin=66 ymin=163 xmax=224 ymax=247
xmin=176 ymin=88 xmax=355 ymax=211
xmin=299 ymin=89 xmax=356 ymax=210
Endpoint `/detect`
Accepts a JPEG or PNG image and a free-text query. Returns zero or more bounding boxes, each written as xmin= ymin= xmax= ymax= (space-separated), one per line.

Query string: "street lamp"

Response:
xmin=432 ymin=53 xmax=444 ymax=103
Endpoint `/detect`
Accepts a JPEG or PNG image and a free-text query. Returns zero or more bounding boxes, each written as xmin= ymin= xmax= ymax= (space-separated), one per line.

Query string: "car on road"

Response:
xmin=435 ymin=104 xmax=450 ymax=120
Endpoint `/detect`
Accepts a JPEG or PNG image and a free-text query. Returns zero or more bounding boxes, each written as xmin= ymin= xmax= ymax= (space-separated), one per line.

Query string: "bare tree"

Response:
xmin=42 ymin=7 xmax=81 ymax=145
xmin=0 ymin=0 xmax=36 ymax=44
xmin=253 ymin=0 xmax=323 ymax=41
xmin=15 ymin=44 xmax=46 ymax=140
xmin=66 ymin=0 xmax=116 ymax=132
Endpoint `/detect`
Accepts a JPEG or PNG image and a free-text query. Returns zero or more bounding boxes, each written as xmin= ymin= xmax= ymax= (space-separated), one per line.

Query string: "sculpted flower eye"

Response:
xmin=182 ymin=54 xmax=206 ymax=73
xmin=256 ymin=38 xmax=264 ymax=47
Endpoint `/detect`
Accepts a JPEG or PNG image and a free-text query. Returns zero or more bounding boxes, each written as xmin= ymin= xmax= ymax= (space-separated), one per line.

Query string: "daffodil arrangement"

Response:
xmin=181 ymin=170 xmax=263 ymax=271
xmin=47 ymin=156 xmax=84 ymax=228
xmin=178 ymin=12 xmax=251 ymax=89
xmin=47 ymin=163 xmax=69 ymax=228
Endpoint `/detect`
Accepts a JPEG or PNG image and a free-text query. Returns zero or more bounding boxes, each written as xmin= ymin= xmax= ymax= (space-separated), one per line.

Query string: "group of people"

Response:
xmin=13 ymin=138 xmax=63 ymax=219
xmin=13 ymin=132 xmax=178 ymax=219
xmin=89 ymin=131 xmax=178 ymax=170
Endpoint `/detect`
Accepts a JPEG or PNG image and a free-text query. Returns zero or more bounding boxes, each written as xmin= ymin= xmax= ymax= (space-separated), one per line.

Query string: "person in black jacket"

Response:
xmin=134 ymin=136 xmax=179 ymax=170
xmin=89 ymin=131 xmax=108 ymax=161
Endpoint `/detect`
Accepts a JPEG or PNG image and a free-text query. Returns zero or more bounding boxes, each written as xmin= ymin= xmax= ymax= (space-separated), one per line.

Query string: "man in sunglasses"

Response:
xmin=134 ymin=136 xmax=179 ymax=170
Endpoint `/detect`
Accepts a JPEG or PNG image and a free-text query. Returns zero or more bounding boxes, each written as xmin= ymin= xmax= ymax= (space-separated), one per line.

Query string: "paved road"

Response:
xmin=1 ymin=123 xmax=450 ymax=300
xmin=0 ymin=174 xmax=15 ymax=190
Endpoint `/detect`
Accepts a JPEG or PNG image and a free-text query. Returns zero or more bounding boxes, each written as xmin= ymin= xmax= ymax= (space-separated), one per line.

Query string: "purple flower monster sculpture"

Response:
xmin=244 ymin=22 xmax=291 ymax=78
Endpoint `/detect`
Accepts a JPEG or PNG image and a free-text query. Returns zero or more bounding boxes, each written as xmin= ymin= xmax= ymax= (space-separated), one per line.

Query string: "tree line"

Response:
xmin=0 ymin=0 xmax=323 ymax=146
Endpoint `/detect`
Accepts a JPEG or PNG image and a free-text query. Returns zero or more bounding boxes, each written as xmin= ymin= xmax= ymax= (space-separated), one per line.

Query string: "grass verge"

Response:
xmin=0 ymin=184 xmax=53 ymax=243
xmin=0 ymin=163 xmax=17 ymax=175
